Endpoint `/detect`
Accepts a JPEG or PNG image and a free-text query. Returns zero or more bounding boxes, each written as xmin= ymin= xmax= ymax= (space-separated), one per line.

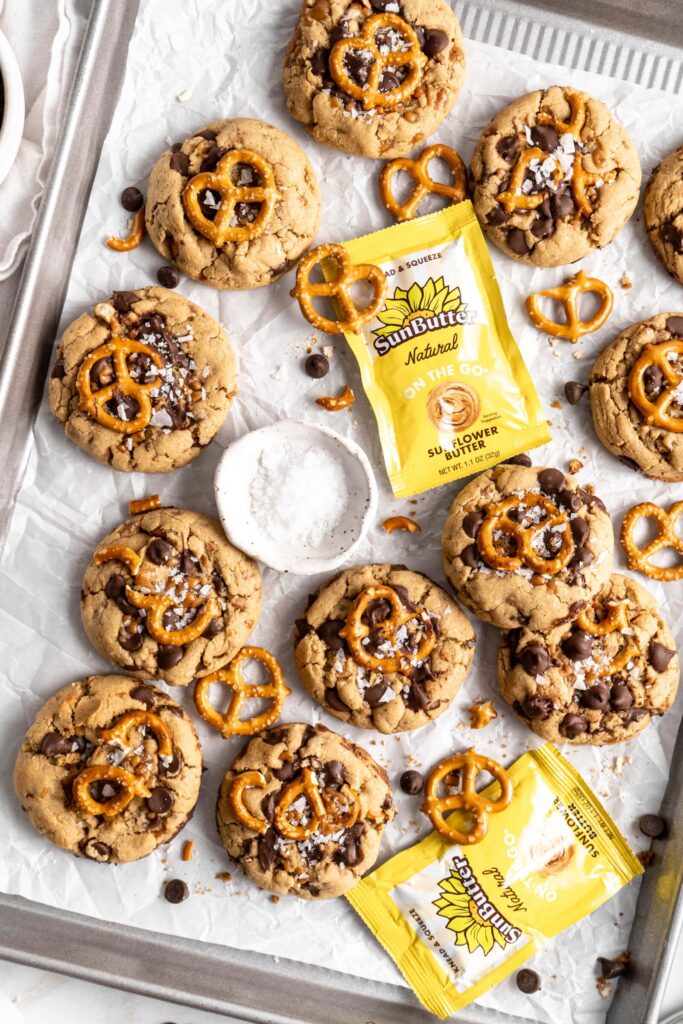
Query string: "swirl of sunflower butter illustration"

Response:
xmin=426 ymin=380 xmax=480 ymax=433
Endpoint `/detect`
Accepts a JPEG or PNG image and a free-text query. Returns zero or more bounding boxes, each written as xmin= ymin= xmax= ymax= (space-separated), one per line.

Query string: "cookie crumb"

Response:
xmin=551 ymin=399 xmax=561 ymax=410
xmin=620 ymin=276 xmax=633 ymax=290
xmin=568 ymin=458 xmax=583 ymax=475
xmin=637 ymin=849 xmax=655 ymax=867
xmin=596 ymin=976 xmax=611 ymax=998
xmin=216 ymin=871 xmax=232 ymax=883
xmin=270 ymin=894 xmax=280 ymax=904
xmin=181 ymin=840 xmax=194 ymax=862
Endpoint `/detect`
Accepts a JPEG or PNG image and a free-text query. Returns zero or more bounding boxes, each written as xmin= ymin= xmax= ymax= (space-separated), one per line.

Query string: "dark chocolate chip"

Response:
xmin=399 ymin=769 xmax=424 ymax=795
xmin=118 ymin=629 xmax=144 ymax=652
xmin=496 ymin=135 xmax=520 ymax=161
xmin=561 ymin=628 xmax=593 ymax=661
xmin=131 ymin=685 xmax=155 ymax=706
xmin=294 ymin=617 xmax=313 ymax=640
xmin=324 ymin=761 xmax=346 ymax=787
xmin=661 ymin=223 xmax=683 ymax=255
xmin=597 ymin=956 xmax=628 ymax=980
xmin=648 ymin=640 xmax=675 ymax=672
xmin=624 ymin=707 xmax=647 ymax=724
xmin=364 ymin=681 xmax=389 ymax=707
xmin=121 ymin=186 xmax=144 ymax=212
xmin=486 ymin=204 xmax=509 ymax=226
xmin=159 ymin=751 xmax=181 ymax=777
xmin=325 ymin=687 xmax=349 ymax=712
xmin=550 ymin=190 xmax=575 ymax=220
xmin=643 ymin=364 xmax=664 ymax=396
xmin=51 ymin=356 xmax=66 ymax=379
xmin=619 ymin=455 xmax=641 ymax=472
xmin=568 ymin=545 xmax=594 ymax=571
xmin=556 ymin=488 xmax=581 ymax=512
xmin=339 ymin=836 xmax=362 ymax=867
xmin=169 ymin=150 xmax=189 ymax=175
xmin=164 ymin=879 xmax=189 ymax=904
xmin=530 ymin=125 xmax=559 ymax=151
xmin=81 ymin=839 xmax=111 ymax=862
xmin=199 ymin=146 xmax=228 ymax=173
xmin=179 ymin=551 xmax=199 ymax=576
xmin=639 ymin=813 xmax=666 ymax=838
xmin=317 ymin=619 xmax=345 ymax=651
xmin=538 ymin=467 xmax=565 ymax=494
xmin=261 ymin=791 xmax=277 ymax=823
xmin=310 ymin=48 xmax=328 ymax=76
xmin=146 ymin=538 xmax=175 ymax=565
xmin=461 ymin=544 xmax=479 ymax=568
xmin=570 ymin=518 xmax=589 ymax=545
xmin=463 ymin=510 xmax=485 ymax=537
xmin=406 ymin=681 xmax=430 ymax=711
xmin=344 ymin=49 xmax=372 ymax=85
xmin=516 ymin=968 xmax=541 ymax=993
xmin=531 ymin=216 xmax=555 ymax=240
xmin=272 ymin=761 xmax=296 ymax=782
xmin=157 ymin=265 xmax=180 ymax=288
xmin=519 ymin=643 xmax=551 ymax=676
xmin=422 ymin=28 xmax=449 ymax=58
xmin=505 ymin=453 xmax=533 ymax=467
xmin=578 ymin=488 xmax=606 ymax=513
xmin=507 ymin=227 xmax=530 ymax=255
xmin=564 ymin=380 xmax=587 ymax=405
xmin=363 ymin=599 xmax=392 ymax=627
xmin=41 ymin=732 xmax=71 ymax=758
xmin=580 ymin=683 xmax=610 ymax=711
xmin=202 ymin=617 xmax=224 ymax=639
xmin=194 ymin=128 xmax=217 ymax=141
xmin=610 ymin=683 xmax=633 ymax=712
xmin=304 ymin=353 xmax=329 ymax=378
xmin=147 ymin=787 xmax=174 ymax=814
xmin=258 ymin=828 xmax=277 ymax=871
xmin=522 ymin=695 xmax=554 ymax=720
xmin=559 ymin=713 xmax=588 ymax=739
xmin=157 ymin=645 xmax=185 ymax=669
xmin=665 ymin=315 xmax=683 ymax=336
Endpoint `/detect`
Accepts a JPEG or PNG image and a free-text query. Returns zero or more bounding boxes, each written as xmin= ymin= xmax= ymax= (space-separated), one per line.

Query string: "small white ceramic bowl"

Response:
xmin=0 ymin=28 xmax=24 ymax=187
xmin=214 ymin=420 xmax=377 ymax=575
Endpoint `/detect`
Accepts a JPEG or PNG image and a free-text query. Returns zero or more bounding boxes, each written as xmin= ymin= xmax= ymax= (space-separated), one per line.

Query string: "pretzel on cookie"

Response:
xmin=421 ymin=749 xmax=513 ymax=845
xmin=628 ymin=340 xmax=683 ymax=433
xmin=576 ymin=602 xmax=639 ymax=677
xmin=194 ymin=646 xmax=291 ymax=738
xmin=273 ymin=767 xmax=327 ymax=841
xmin=124 ymin=584 xmax=220 ymax=646
xmin=99 ymin=711 xmax=173 ymax=758
xmin=339 ymin=584 xmax=436 ymax=674
xmin=526 ymin=270 xmax=613 ymax=343
xmin=291 ymin=243 xmax=386 ymax=335
xmin=77 ymin=336 xmax=164 ymax=434
xmin=497 ymin=147 xmax=563 ymax=214
xmin=229 ymin=770 xmax=269 ymax=835
xmin=94 ymin=544 xmax=142 ymax=576
xmin=329 ymin=13 xmax=427 ymax=111
xmin=379 ymin=144 xmax=468 ymax=222
xmin=621 ymin=501 xmax=683 ymax=582
xmin=72 ymin=764 xmax=152 ymax=818
xmin=537 ymin=89 xmax=587 ymax=137
xmin=476 ymin=493 xmax=574 ymax=575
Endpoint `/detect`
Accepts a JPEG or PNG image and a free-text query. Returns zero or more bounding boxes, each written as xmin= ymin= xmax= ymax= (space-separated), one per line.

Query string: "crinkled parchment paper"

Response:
xmin=0 ymin=2 xmax=681 ymax=1021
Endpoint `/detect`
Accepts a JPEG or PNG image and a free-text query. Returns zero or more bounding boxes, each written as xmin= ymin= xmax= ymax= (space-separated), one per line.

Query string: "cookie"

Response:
xmin=470 ymin=86 xmax=641 ymax=266
xmin=497 ymin=574 xmax=679 ymax=744
xmin=644 ymin=146 xmax=683 ymax=283
xmin=81 ymin=508 xmax=262 ymax=686
xmin=13 ymin=675 xmax=202 ymax=863
xmin=441 ymin=463 xmax=614 ymax=630
xmin=145 ymin=118 xmax=320 ymax=289
xmin=294 ymin=563 xmax=475 ymax=732
xmin=589 ymin=314 xmax=683 ymax=481
xmin=49 ymin=287 xmax=236 ymax=473
xmin=282 ymin=0 xmax=466 ymax=159
xmin=216 ymin=722 xmax=395 ymax=898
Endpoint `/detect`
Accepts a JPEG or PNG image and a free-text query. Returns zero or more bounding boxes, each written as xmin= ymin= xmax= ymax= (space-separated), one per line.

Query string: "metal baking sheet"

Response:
xmin=1 ymin=1 xmax=682 ymax=1022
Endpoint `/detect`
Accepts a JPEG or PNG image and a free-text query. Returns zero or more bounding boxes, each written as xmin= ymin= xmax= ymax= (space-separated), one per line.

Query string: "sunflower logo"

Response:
xmin=373 ymin=276 xmax=465 ymax=341
xmin=433 ymin=868 xmax=509 ymax=956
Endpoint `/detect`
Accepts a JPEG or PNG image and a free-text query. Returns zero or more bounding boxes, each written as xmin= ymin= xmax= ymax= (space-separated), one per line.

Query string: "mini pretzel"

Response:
xmin=193 ymin=646 xmax=291 ymax=738
xmin=229 ymin=770 xmax=268 ymax=835
xmin=291 ymin=243 xmax=386 ymax=335
xmin=125 ymin=584 xmax=220 ymax=646
xmin=99 ymin=711 xmax=173 ymax=758
xmin=576 ymin=602 xmax=638 ymax=678
xmin=129 ymin=495 xmax=161 ymax=515
xmin=72 ymin=764 xmax=152 ymax=818
xmin=339 ymin=584 xmax=436 ymax=674
xmin=381 ymin=516 xmax=421 ymax=533
xmin=316 ymin=385 xmax=355 ymax=411
xmin=379 ymin=144 xmax=468 ymax=222
xmin=621 ymin=501 xmax=683 ymax=582
xmin=320 ymin=785 xmax=361 ymax=834
xmin=537 ymin=89 xmax=587 ymax=137
xmin=94 ymin=544 xmax=142 ymax=576
xmin=329 ymin=13 xmax=427 ymax=111
xmin=628 ymin=341 xmax=683 ymax=432
xmin=497 ymin=147 xmax=563 ymax=214
xmin=107 ymin=208 xmax=145 ymax=252
xmin=525 ymin=270 xmax=613 ymax=343
xmin=570 ymin=161 xmax=614 ymax=218
xmin=77 ymin=335 xmax=163 ymax=434
xmin=421 ymin=749 xmax=513 ymax=845
xmin=182 ymin=149 xmax=281 ymax=247
xmin=476 ymin=493 xmax=574 ymax=575
xmin=274 ymin=767 xmax=327 ymax=841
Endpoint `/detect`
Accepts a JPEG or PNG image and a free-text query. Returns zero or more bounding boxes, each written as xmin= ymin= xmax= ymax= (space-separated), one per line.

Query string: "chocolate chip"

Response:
xmin=41 ymin=732 xmax=71 ymax=758
xmin=461 ymin=544 xmax=479 ymax=568
xmin=157 ymin=645 xmax=185 ymax=669
xmin=159 ymin=751 xmax=182 ymax=777
xmin=399 ymin=769 xmax=424 ymax=795
xmin=324 ymin=687 xmax=349 ymax=713
xmin=538 ymin=467 xmax=565 ymax=494
xmin=194 ymin=128 xmax=217 ymax=141
xmin=406 ymin=681 xmax=430 ymax=711
xmin=665 ymin=315 xmax=683 ymax=336
xmin=157 ymin=265 xmax=180 ymax=288
xmin=344 ymin=49 xmax=372 ymax=85
xmin=463 ymin=510 xmax=484 ymax=537
xmin=261 ymin=791 xmax=277 ymax=823
xmin=362 ymin=599 xmax=392 ymax=627
xmin=516 ymin=968 xmax=541 ymax=993
xmin=610 ymin=683 xmax=633 ymax=712
xmin=304 ymin=353 xmax=329 ymax=378
xmin=118 ymin=628 xmax=144 ymax=652
xmin=51 ymin=356 xmax=66 ymax=379
xmin=146 ymin=538 xmax=175 ymax=565
xmin=339 ymin=836 xmax=362 ymax=867
xmin=557 ymin=489 xmax=581 ymax=513
xmin=565 ymin=381 xmax=587 ymax=405
xmin=273 ymin=761 xmax=297 ymax=782
xmin=131 ymin=685 xmax=155 ymax=706
xmin=202 ymin=617 xmax=224 ymax=639
xmin=169 ymin=151 xmax=189 ymax=175
xmin=570 ymin=518 xmax=590 ymax=545
xmin=422 ymin=28 xmax=449 ymax=58
xmin=531 ymin=216 xmax=555 ymax=240
xmin=364 ymin=681 xmax=389 ymax=707
xmin=530 ymin=125 xmax=559 ymax=151
xmin=258 ymin=828 xmax=277 ymax=871
xmin=324 ymin=761 xmax=346 ymax=788
xmin=550 ymin=190 xmax=575 ymax=220
xmin=661 ymin=222 xmax=683 ymax=254
xmin=318 ymin=619 xmax=345 ymax=650
xmin=121 ymin=185 xmax=144 ymax=212
xmin=619 ymin=455 xmax=641 ymax=473
xmin=198 ymin=188 xmax=220 ymax=221
xmin=639 ymin=813 xmax=666 ymax=838
xmin=199 ymin=146 xmax=228 ymax=173
xmin=643 ymin=364 xmax=664 ymax=396
xmin=212 ymin=571 xmax=228 ymax=596
xmin=561 ymin=628 xmax=593 ymax=661
xmin=81 ymin=839 xmax=111 ymax=862
xmin=310 ymin=48 xmax=328 ymax=76
xmin=106 ymin=393 xmax=140 ymax=422
xmin=147 ymin=787 xmax=174 ymax=814
xmin=519 ymin=643 xmax=551 ymax=676
xmin=597 ymin=956 xmax=628 ymax=980
xmin=505 ymin=453 xmax=533 ymax=467
xmin=580 ymin=683 xmax=610 ymax=711
xmin=648 ymin=640 xmax=675 ymax=672
xmin=179 ymin=550 xmax=199 ymax=576
xmin=522 ymin=695 xmax=554 ymax=720
xmin=507 ymin=227 xmax=530 ymax=255
xmin=559 ymin=713 xmax=587 ymax=739
xmin=112 ymin=290 xmax=139 ymax=314
xmin=568 ymin=545 xmax=594 ymax=571
xmin=392 ymin=584 xmax=418 ymax=613
xmin=486 ymin=205 xmax=509 ymax=226
xmin=578 ymin=488 xmax=606 ymax=513
xmin=164 ymin=879 xmax=189 ymax=904
xmin=496 ymin=135 xmax=520 ymax=161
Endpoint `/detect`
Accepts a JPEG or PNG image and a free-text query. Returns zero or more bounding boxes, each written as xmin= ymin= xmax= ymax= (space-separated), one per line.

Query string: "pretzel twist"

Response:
xmin=194 ymin=646 xmax=291 ymax=738
xmin=291 ymin=243 xmax=386 ymax=335
xmin=94 ymin=544 xmax=142 ymax=576
xmin=182 ymin=149 xmax=281 ymax=246
xmin=628 ymin=341 xmax=683 ymax=432
xmin=420 ymin=749 xmax=513 ymax=845
xmin=124 ymin=584 xmax=220 ymax=646
xmin=229 ymin=770 xmax=269 ymax=835
xmin=99 ymin=711 xmax=173 ymax=758
xmin=620 ymin=501 xmax=683 ymax=582
xmin=576 ymin=602 xmax=639 ymax=678
xmin=379 ymin=144 xmax=468 ymax=222
xmin=72 ymin=764 xmax=152 ymax=818
xmin=77 ymin=336 xmax=164 ymax=434
xmin=497 ymin=146 xmax=563 ymax=214
xmin=329 ymin=13 xmax=428 ymax=111
xmin=537 ymin=89 xmax=587 ymax=137
xmin=476 ymin=492 xmax=574 ymax=575
xmin=339 ymin=584 xmax=436 ymax=674
xmin=525 ymin=270 xmax=613 ymax=343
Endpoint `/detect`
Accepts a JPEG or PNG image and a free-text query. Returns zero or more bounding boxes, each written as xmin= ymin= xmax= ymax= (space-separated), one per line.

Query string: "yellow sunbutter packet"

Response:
xmin=336 ymin=201 xmax=550 ymax=497
xmin=346 ymin=744 xmax=642 ymax=1019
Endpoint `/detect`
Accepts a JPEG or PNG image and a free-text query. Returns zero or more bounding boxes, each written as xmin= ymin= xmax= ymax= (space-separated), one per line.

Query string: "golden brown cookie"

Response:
xmin=644 ymin=145 xmax=683 ymax=283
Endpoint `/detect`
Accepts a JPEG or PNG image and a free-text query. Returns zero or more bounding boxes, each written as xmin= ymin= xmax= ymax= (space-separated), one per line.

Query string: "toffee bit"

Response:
xmin=107 ymin=207 xmax=145 ymax=251
xmin=382 ymin=515 xmax=421 ymax=534
xmin=315 ymin=384 xmax=355 ymax=411
xmin=467 ymin=699 xmax=497 ymax=729
xmin=129 ymin=494 xmax=162 ymax=515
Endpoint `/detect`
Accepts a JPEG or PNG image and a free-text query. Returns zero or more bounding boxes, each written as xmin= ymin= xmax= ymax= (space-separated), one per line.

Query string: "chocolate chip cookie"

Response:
xmin=294 ymin=564 xmax=475 ymax=732
xmin=13 ymin=675 xmax=202 ymax=863
xmin=441 ymin=463 xmax=614 ymax=630
xmin=81 ymin=508 xmax=262 ymax=686
xmin=589 ymin=314 xmax=683 ymax=481
xmin=644 ymin=146 xmax=683 ymax=284
xmin=470 ymin=86 xmax=641 ymax=265
xmin=216 ymin=722 xmax=395 ymax=898
xmin=283 ymin=0 xmax=466 ymax=159
xmin=48 ymin=287 xmax=237 ymax=472
xmin=497 ymin=574 xmax=679 ymax=744
xmin=145 ymin=118 xmax=320 ymax=289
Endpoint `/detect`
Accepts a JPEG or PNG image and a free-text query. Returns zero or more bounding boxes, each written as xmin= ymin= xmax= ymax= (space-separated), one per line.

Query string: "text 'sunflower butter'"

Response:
xmin=346 ymin=743 xmax=642 ymax=1018
xmin=334 ymin=201 xmax=550 ymax=497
